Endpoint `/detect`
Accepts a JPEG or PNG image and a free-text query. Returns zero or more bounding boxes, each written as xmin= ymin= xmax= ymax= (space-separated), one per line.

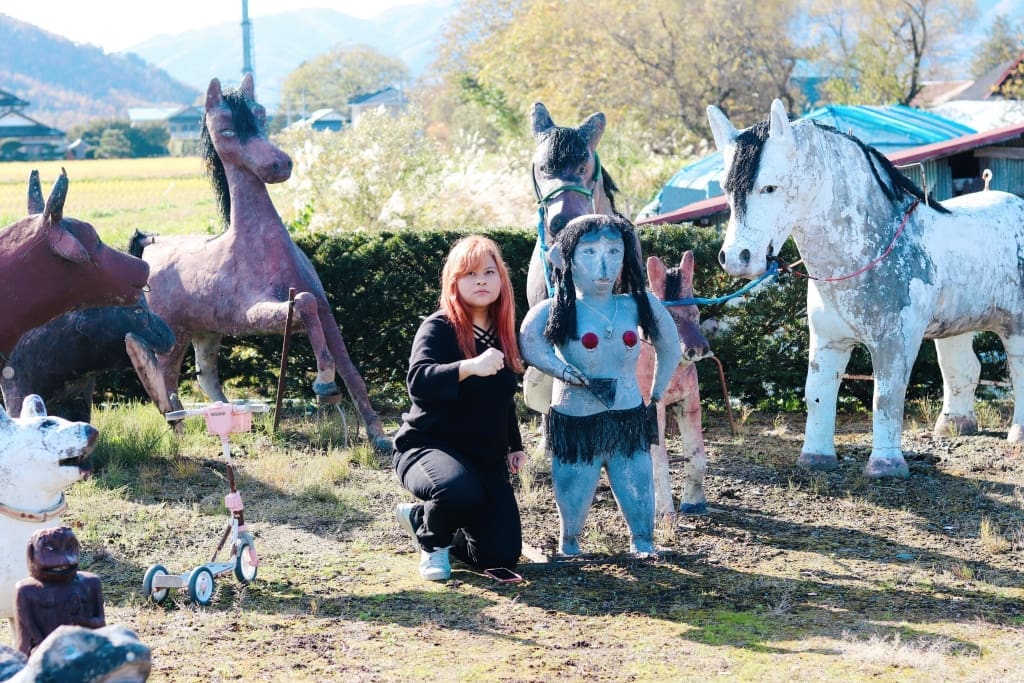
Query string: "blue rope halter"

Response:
xmin=533 ymin=153 xmax=603 ymax=298
xmin=659 ymin=260 xmax=781 ymax=306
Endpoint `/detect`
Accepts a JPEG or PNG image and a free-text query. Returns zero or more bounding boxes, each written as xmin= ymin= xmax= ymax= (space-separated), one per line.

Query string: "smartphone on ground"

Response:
xmin=484 ymin=567 xmax=523 ymax=583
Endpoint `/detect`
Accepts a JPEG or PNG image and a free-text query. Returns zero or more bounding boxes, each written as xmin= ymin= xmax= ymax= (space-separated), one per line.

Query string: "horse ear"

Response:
xmin=241 ymin=73 xmax=255 ymax=101
xmin=28 ymin=169 xmax=43 ymax=214
xmin=21 ymin=395 xmax=46 ymax=418
xmin=206 ymin=78 xmax=224 ymax=112
xmin=707 ymin=105 xmax=739 ymax=154
xmin=579 ymin=112 xmax=606 ymax=150
xmin=646 ymin=255 xmax=666 ymax=294
xmin=768 ymin=99 xmax=790 ymax=140
xmin=680 ymin=250 xmax=695 ymax=289
xmin=531 ymin=102 xmax=555 ymax=138
xmin=0 ymin=404 xmax=12 ymax=431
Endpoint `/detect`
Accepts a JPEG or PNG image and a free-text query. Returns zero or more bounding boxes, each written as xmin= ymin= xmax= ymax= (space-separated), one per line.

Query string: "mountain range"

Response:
xmin=0 ymin=2 xmax=457 ymax=132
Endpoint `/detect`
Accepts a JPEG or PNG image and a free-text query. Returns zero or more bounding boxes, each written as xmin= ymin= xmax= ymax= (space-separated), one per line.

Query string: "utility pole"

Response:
xmin=241 ymin=0 xmax=254 ymax=79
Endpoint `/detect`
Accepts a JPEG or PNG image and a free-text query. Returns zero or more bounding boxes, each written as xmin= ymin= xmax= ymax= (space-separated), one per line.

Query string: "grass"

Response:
xmin=14 ymin=405 xmax=1019 ymax=682
xmin=0 ymin=157 xmax=296 ymax=245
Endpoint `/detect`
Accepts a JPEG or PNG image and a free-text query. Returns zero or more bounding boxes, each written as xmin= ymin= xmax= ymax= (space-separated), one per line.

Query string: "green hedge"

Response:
xmin=100 ymin=226 xmax=1008 ymax=416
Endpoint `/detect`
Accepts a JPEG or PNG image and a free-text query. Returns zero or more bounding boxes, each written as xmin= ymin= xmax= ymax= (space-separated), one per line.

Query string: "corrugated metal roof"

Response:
xmin=639 ymin=105 xmax=984 ymax=226
xmin=639 ymin=119 xmax=1024 ymax=226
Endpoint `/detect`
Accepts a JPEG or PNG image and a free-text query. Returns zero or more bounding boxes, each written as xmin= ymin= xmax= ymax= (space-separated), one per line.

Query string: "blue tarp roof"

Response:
xmin=643 ymin=105 xmax=977 ymax=218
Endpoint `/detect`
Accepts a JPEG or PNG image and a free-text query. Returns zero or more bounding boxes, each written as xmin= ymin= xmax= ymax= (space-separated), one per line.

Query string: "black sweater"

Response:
xmin=393 ymin=311 xmax=522 ymax=467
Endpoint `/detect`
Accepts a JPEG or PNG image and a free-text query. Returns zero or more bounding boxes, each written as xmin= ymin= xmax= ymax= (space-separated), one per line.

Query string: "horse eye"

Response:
xmin=761 ymin=185 xmax=777 ymax=194
xmin=221 ymin=129 xmax=237 ymax=137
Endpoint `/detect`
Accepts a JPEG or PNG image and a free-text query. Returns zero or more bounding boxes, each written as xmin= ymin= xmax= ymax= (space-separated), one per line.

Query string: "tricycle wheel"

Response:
xmin=142 ymin=564 xmax=170 ymax=605
xmin=187 ymin=566 xmax=215 ymax=606
xmin=234 ymin=539 xmax=258 ymax=584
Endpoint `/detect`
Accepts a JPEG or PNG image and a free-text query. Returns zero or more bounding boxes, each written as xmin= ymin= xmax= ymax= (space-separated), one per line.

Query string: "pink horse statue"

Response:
xmin=638 ymin=252 xmax=712 ymax=517
xmin=0 ymin=170 xmax=149 ymax=359
xmin=134 ymin=74 xmax=389 ymax=450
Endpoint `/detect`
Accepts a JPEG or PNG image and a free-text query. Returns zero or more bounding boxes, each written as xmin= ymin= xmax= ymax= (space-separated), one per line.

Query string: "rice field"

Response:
xmin=0 ymin=157 xmax=296 ymax=247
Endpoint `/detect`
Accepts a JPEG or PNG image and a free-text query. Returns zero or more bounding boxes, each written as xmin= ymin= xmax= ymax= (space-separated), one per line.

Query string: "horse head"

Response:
xmin=531 ymin=103 xmax=616 ymax=240
xmin=202 ymin=74 xmax=293 ymax=225
xmin=647 ymin=252 xmax=711 ymax=363
xmin=708 ymin=99 xmax=831 ymax=279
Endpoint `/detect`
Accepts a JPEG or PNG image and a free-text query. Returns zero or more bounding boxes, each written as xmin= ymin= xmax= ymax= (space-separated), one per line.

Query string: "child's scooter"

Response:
xmin=142 ymin=401 xmax=268 ymax=606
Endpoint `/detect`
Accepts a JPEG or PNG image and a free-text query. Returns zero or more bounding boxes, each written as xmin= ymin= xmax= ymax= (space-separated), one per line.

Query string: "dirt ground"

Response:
xmin=516 ymin=407 xmax=1024 ymax=637
xmin=49 ymin=405 xmax=1024 ymax=681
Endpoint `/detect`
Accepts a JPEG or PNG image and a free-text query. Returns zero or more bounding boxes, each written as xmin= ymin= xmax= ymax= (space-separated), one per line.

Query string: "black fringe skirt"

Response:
xmin=545 ymin=402 xmax=658 ymax=465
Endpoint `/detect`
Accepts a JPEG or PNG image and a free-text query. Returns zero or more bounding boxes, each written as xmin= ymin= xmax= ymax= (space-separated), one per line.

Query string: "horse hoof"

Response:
xmin=630 ymin=540 xmax=657 ymax=556
xmin=796 ymin=452 xmax=838 ymax=470
xmin=372 ymin=436 xmax=394 ymax=453
xmin=933 ymin=414 xmax=978 ymax=437
xmin=864 ymin=457 xmax=909 ymax=479
xmin=312 ymin=381 xmax=340 ymax=397
xmin=1008 ymin=424 xmax=1024 ymax=443
xmin=679 ymin=501 xmax=708 ymax=515
xmin=558 ymin=540 xmax=581 ymax=556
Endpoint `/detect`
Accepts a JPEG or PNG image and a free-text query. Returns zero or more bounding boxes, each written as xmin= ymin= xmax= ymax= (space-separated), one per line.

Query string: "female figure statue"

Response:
xmin=520 ymin=214 xmax=681 ymax=556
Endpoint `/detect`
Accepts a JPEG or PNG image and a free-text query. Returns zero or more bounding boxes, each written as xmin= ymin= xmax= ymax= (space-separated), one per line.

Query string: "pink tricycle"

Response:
xmin=142 ymin=401 xmax=269 ymax=606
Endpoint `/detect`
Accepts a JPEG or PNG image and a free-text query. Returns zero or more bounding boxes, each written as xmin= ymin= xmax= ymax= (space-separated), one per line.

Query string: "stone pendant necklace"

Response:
xmin=578 ymin=296 xmax=618 ymax=339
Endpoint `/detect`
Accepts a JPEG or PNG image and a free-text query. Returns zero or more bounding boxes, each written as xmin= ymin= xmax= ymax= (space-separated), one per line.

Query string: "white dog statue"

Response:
xmin=0 ymin=395 xmax=96 ymax=625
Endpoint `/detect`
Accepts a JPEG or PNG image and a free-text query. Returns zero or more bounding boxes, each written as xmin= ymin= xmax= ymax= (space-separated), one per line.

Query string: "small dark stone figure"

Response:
xmin=14 ymin=526 xmax=105 ymax=656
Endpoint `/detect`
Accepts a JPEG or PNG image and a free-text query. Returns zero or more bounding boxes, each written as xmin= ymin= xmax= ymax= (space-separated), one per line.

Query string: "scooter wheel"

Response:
xmin=142 ymin=564 xmax=170 ymax=605
xmin=234 ymin=539 xmax=258 ymax=584
xmin=188 ymin=566 xmax=215 ymax=606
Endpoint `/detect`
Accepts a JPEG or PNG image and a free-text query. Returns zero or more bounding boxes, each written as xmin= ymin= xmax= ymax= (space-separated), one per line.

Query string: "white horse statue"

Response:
xmin=709 ymin=98 xmax=1024 ymax=478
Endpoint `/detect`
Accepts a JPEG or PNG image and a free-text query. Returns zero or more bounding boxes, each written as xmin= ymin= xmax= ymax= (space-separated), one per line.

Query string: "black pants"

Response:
xmin=396 ymin=446 xmax=522 ymax=569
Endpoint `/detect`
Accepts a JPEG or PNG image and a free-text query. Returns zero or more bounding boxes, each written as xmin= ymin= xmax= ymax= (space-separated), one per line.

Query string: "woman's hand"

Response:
xmin=560 ymin=363 xmax=588 ymax=386
xmin=460 ymin=347 xmax=505 ymax=380
xmin=507 ymin=450 xmax=527 ymax=474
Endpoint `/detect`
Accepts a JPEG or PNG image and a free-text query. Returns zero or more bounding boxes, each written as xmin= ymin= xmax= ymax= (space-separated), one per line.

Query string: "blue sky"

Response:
xmin=1 ymin=1 xmax=434 ymax=53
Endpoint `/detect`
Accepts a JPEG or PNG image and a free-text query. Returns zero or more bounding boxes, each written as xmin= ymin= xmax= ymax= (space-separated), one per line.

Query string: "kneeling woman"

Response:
xmin=393 ymin=235 xmax=526 ymax=581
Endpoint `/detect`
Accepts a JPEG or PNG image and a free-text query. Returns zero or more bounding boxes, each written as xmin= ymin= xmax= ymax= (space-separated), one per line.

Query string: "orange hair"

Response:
xmin=440 ymin=235 xmax=523 ymax=373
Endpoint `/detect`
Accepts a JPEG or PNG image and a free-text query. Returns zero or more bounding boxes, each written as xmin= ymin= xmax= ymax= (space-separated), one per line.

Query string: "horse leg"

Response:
xmin=933 ymin=333 xmax=980 ymax=436
xmin=863 ymin=334 xmax=920 ymax=478
xmin=605 ymin=449 xmax=656 ymax=556
xmin=650 ymin=399 xmax=675 ymax=519
xmin=798 ymin=331 xmax=854 ymax=471
xmin=673 ymin=366 xmax=708 ymax=514
xmin=1000 ymin=333 xmax=1024 ymax=442
xmin=551 ymin=457 xmax=602 ymax=556
xmin=316 ymin=301 xmax=391 ymax=452
xmin=192 ymin=331 xmax=227 ymax=402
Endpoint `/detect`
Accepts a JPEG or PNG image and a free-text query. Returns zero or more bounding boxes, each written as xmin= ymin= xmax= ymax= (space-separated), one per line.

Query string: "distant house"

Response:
xmin=0 ymin=88 xmax=65 ymax=160
xmin=914 ymin=53 xmax=1024 ymax=132
xmin=348 ymin=87 xmax=406 ymax=126
xmin=286 ymin=108 xmax=345 ymax=132
xmin=128 ymin=105 xmax=203 ymax=156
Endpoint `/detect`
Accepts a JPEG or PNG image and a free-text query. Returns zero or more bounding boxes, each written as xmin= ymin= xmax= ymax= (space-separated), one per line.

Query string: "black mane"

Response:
xmin=724 ymin=119 xmax=948 ymax=217
xmin=538 ymin=126 xmax=619 ymax=213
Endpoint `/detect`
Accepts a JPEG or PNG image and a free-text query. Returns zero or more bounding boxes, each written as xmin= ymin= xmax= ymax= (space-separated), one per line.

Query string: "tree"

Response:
xmin=279 ymin=45 xmax=410 ymax=122
xmin=95 ymin=129 xmax=132 ymax=159
xmin=67 ymin=120 xmax=169 ymax=158
xmin=810 ymin=0 xmax=977 ymax=105
xmin=970 ymin=13 xmax=1024 ymax=79
xmin=434 ymin=0 xmax=810 ymax=152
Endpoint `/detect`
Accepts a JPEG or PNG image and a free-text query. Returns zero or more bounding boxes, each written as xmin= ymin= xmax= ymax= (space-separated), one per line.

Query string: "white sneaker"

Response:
xmin=419 ymin=546 xmax=451 ymax=581
xmin=395 ymin=503 xmax=417 ymax=548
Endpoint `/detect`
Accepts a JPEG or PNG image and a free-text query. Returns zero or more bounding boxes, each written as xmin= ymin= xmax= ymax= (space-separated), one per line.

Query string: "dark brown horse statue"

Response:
xmin=134 ymin=74 xmax=389 ymax=450
xmin=0 ymin=170 xmax=150 ymax=360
